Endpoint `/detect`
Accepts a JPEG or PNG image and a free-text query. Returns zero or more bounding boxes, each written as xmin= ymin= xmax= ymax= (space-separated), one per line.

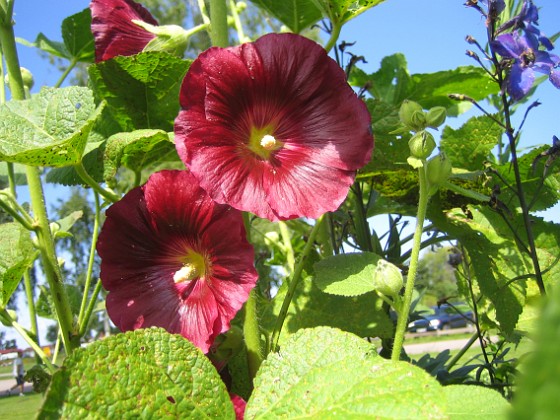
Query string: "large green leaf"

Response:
xmin=248 ymin=0 xmax=322 ymax=33
xmin=441 ymin=115 xmax=502 ymax=171
xmin=103 ymin=129 xmax=180 ymax=181
xmin=444 ymin=385 xmax=509 ymax=419
xmin=88 ymin=52 xmax=190 ymax=132
xmin=247 ymin=327 xmax=446 ymax=418
xmin=512 ymin=284 xmax=560 ymax=419
xmin=0 ymin=87 xmax=99 ymax=167
xmin=0 ymin=223 xmax=36 ymax=307
xmin=260 ymin=274 xmax=394 ymax=346
xmin=39 ymin=328 xmax=235 ymax=418
xmin=312 ymin=0 xmax=386 ymax=25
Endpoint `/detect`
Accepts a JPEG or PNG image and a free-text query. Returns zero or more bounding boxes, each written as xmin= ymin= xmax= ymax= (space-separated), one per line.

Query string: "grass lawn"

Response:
xmin=0 ymin=393 xmax=43 ymax=419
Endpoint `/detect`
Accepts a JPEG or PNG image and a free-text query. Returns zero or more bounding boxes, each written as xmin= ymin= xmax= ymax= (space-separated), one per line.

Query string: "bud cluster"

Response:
xmin=397 ymin=100 xmax=452 ymax=194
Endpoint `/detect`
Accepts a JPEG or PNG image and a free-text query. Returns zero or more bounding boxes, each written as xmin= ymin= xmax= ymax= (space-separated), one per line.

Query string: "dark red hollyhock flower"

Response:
xmin=96 ymin=170 xmax=257 ymax=353
xmin=174 ymin=33 xmax=373 ymax=221
xmin=90 ymin=0 xmax=158 ymax=62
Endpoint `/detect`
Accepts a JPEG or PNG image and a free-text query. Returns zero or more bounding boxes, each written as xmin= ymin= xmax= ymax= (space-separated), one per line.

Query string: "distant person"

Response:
xmin=9 ymin=351 xmax=25 ymax=396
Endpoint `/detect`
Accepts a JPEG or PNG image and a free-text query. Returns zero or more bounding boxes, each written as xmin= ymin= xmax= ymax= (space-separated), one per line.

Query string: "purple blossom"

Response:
xmin=491 ymin=32 xmax=560 ymax=101
xmin=499 ymin=0 xmax=554 ymax=50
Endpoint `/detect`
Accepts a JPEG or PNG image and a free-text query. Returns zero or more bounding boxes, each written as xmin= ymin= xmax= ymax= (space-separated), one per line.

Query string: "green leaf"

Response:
xmin=0 ymin=223 xmax=36 ymax=307
xmin=88 ymin=52 xmax=190 ymax=132
xmin=312 ymin=0 xmax=386 ymax=25
xmin=17 ymin=34 xmax=69 ymax=59
xmin=314 ymin=252 xmax=402 ymax=298
xmin=261 ymin=274 xmax=394 ymax=345
xmin=52 ymin=211 xmax=83 ymax=240
xmin=0 ymin=87 xmax=100 ymax=167
xmin=61 ymin=8 xmax=95 ymax=62
xmin=512 ymin=284 xmax=560 ymax=419
xmin=409 ymin=67 xmax=498 ymax=116
xmin=248 ymin=0 xmax=322 ymax=33
xmin=441 ymin=115 xmax=502 ymax=171
xmin=247 ymin=327 xmax=446 ymax=419
xmin=444 ymin=385 xmax=509 ymax=419
xmin=493 ymin=146 xmax=560 ymax=212
xmin=432 ymin=205 xmax=560 ymax=334
xmin=39 ymin=328 xmax=235 ymax=419
xmin=103 ymin=129 xmax=179 ymax=181
xmin=36 ymin=284 xmax=82 ymax=320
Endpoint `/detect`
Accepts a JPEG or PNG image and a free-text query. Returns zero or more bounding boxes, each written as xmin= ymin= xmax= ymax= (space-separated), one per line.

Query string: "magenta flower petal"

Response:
xmin=174 ymin=33 xmax=374 ymax=221
xmin=90 ymin=0 xmax=158 ymax=62
xmin=229 ymin=393 xmax=246 ymax=420
xmin=97 ymin=170 xmax=258 ymax=353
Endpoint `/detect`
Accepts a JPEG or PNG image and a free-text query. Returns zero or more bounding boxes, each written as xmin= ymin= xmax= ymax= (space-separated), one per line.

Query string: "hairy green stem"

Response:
xmin=196 ymin=0 xmax=211 ymax=26
xmin=74 ymin=162 xmax=120 ymax=203
xmin=78 ymin=193 xmax=101 ymax=328
xmin=269 ymin=216 xmax=325 ymax=353
xmin=209 ymin=0 xmax=229 ymax=47
xmin=243 ymin=289 xmax=263 ymax=382
xmin=0 ymin=7 xmax=80 ymax=354
xmin=391 ymin=165 xmax=429 ymax=361
xmin=0 ymin=194 xmax=35 ymax=230
xmin=241 ymin=212 xmax=263 ymax=381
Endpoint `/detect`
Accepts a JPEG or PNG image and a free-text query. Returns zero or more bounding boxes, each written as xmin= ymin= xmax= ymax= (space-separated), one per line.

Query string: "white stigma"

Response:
xmin=260 ymin=134 xmax=277 ymax=150
xmin=173 ymin=264 xmax=199 ymax=283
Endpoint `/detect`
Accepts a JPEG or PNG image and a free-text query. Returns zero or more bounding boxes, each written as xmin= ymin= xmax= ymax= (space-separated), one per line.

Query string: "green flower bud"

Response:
xmin=372 ymin=259 xmax=403 ymax=298
xmin=236 ymin=1 xmax=248 ymax=11
xmin=426 ymin=106 xmax=447 ymax=128
xmin=408 ymin=130 xmax=436 ymax=159
xmin=135 ymin=21 xmax=207 ymax=57
xmin=4 ymin=67 xmax=34 ymax=90
xmin=426 ymin=152 xmax=452 ymax=194
xmin=399 ymin=100 xmax=426 ymax=131
xmin=20 ymin=67 xmax=34 ymax=90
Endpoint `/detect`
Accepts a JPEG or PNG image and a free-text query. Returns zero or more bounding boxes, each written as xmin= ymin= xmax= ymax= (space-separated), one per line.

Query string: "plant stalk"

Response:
xmin=391 ymin=165 xmax=429 ymax=361
xmin=269 ymin=216 xmax=324 ymax=353
xmin=209 ymin=0 xmax=229 ymax=48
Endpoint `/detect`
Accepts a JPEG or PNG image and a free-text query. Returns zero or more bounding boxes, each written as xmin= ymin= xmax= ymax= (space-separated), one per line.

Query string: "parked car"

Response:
xmin=407 ymin=304 xmax=474 ymax=332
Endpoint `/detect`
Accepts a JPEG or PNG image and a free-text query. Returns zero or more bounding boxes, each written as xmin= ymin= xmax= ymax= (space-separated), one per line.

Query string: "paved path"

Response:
xmin=404 ymin=337 xmax=474 ymax=355
xmin=0 ymin=376 xmax=34 ymax=398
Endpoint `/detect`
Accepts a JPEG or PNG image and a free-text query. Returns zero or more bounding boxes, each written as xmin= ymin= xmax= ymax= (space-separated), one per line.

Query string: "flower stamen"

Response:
xmin=260 ymin=134 xmax=278 ymax=150
xmin=173 ymin=251 xmax=207 ymax=283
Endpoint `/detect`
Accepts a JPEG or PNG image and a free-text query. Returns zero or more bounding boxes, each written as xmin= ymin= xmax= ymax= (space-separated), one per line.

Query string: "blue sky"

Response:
xmin=4 ymin=0 xmax=560 ymax=346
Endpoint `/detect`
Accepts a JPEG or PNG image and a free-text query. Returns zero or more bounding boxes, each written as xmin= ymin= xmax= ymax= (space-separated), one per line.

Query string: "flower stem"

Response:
xmin=278 ymin=221 xmax=295 ymax=274
xmin=74 ymin=162 xmax=120 ymax=203
xmin=0 ymin=7 xmax=80 ymax=354
xmin=209 ymin=0 xmax=229 ymax=47
xmin=78 ymin=193 xmax=101 ymax=328
xmin=391 ymin=165 xmax=429 ymax=361
xmin=23 ymin=269 xmax=41 ymax=362
xmin=79 ymin=280 xmax=103 ymax=337
xmin=269 ymin=215 xmax=324 ymax=353
xmin=228 ymin=0 xmax=246 ymax=43
xmin=54 ymin=57 xmax=78 ymax=88
xmin=324 ymin=21 xmax=342 ymax=53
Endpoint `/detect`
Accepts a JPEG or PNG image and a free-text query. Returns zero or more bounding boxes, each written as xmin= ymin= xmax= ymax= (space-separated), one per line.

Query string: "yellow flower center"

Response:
xmin=173 ymin=251 xmax=208 ymax=284
xmin=247 ymin=126 xmax=283 ymax=159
